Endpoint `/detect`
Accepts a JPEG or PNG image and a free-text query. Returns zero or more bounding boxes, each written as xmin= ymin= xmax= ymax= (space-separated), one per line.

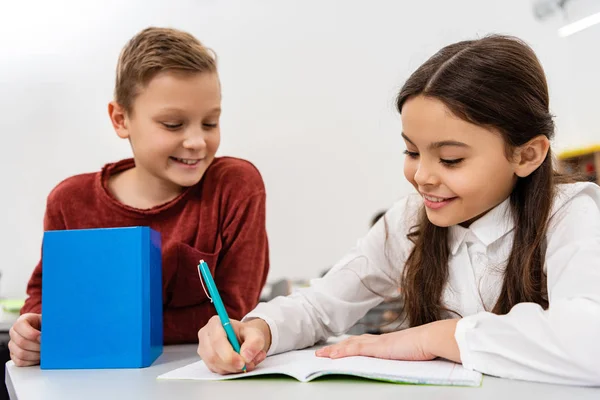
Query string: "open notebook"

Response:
xmin=157 ymin=347 xmax=482 ymax=386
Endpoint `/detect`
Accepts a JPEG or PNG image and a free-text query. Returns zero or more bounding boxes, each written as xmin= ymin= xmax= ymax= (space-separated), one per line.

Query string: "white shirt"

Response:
xmin=245 ymin=182 xmax=600 ymax=386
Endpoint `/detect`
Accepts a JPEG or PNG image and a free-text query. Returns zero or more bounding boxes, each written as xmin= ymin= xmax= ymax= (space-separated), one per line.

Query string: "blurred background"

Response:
xmin=0 ymin=0 xmax=599 ymax=304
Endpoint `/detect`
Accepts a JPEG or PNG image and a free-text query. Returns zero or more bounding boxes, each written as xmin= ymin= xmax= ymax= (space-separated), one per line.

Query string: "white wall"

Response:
xmin=0 ymin=0 xmax=597 ymax=298
xmin=552 ymin=0 xmax=600 ymax=149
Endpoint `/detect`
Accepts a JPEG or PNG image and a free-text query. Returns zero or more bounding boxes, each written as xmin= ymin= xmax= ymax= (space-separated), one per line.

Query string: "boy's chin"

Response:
xmin=169 ymin=174 xmax=205 ymax=188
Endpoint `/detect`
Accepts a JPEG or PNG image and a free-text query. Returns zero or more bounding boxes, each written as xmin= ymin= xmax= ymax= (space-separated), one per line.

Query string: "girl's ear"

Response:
xmin=513 ymin=135 xmax=550 ymax=178
xmin=108 ymin=101 xmax=130 ymax=139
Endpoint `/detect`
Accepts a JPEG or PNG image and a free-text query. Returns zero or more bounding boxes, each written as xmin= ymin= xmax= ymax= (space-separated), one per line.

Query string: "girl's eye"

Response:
xmin=203 ymin=123 xmax=218 ymax=129
xmin=403 ymin=150 xmax=419 ymax=158
xmin=440 ymin=158 xmax=464 ymax=166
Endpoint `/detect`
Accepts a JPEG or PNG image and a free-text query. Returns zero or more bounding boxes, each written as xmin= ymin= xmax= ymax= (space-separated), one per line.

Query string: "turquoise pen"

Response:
xmin=198 ymin=259 xmax=246 ymax=372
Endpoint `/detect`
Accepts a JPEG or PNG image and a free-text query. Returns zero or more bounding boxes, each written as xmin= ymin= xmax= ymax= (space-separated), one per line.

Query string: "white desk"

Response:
xmin=5 ymin=345 xmax=600 ymax=400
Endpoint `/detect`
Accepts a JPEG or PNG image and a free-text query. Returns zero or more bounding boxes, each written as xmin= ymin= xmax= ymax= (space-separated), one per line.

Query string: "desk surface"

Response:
xmin=6 ymin=345 xmax=600 ymax=400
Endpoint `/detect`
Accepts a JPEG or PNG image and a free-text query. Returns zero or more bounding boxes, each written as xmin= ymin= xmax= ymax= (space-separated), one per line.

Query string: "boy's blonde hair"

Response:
xmin=115 ymin=27 xmax=217 ymax=114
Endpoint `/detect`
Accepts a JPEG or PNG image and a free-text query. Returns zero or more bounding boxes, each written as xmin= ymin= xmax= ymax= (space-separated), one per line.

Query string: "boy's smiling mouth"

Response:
xmin=170 ymin=156 xmax=202 ymax=166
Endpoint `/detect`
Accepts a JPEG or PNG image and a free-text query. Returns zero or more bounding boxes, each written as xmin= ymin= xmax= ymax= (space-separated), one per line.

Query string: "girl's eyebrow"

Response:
xmin=402 ymin=132 xmax=471 ymax=149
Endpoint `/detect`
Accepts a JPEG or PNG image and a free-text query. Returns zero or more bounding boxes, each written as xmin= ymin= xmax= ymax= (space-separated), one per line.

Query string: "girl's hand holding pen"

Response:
xmin=197 ymin=316 xmax=272 ymax=374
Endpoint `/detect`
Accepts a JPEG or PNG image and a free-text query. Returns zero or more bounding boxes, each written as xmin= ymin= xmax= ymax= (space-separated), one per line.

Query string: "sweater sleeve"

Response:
xmin=21 ymin=192 xmax=66 ymax=315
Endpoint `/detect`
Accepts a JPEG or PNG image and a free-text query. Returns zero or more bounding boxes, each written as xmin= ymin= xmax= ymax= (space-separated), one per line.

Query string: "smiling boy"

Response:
xmin=9 ymin=27 xmax=269 ymax=367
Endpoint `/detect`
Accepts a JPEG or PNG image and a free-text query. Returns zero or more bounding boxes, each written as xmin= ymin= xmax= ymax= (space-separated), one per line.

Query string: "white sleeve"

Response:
xmin=243 ymin=196 xmax=419 ymax=355
xmin=455 ymin=186 xmax=600 ymax=386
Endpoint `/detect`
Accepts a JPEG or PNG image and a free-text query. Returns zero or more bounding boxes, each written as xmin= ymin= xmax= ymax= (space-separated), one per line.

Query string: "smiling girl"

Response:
xmin=197 ymin=34 xmax=600 ymax=386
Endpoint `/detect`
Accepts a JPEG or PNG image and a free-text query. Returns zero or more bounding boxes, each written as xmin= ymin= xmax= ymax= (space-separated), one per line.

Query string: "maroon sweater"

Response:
xmin=22 ymin=157 xmax=269 ymax=344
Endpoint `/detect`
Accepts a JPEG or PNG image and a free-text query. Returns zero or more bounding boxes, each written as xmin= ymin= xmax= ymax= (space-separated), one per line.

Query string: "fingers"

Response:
xmin=238 ymin=324 xmax=266 ymax=365
xmin=8 ymin=316 xmax=42 ymax=368
xmin=315 ymin=337 xmax=353 ymax=358
xmin=244 ymin=350 xmax=266 ymax=372
xmin=12 ymin=314 xmax=42 ymax=343
xmin=316 ymin=343 xmax=357 ymax=358
xmin=197 ymin=317 xmax=223 ymax=373
xmin=197 ymin=316 xmax=246 ymax=375
xmin=197 ymin=335 xmax=228 ymax=375
xmin=10 ymin=355 xmax=39 ymax=367
xmin=23 ymin=313 xmax=42 ymax=330
xmin=9 ymin=327 xmax=41 ymax=352
xmin=212 ymin=329 xmax=245 ymax=373
xmin=197 ymin=316 xmax=270 ymax=375
xmin=8 ymin=340 xmax=41 ymax=367
xmin=316 ymin=335 xmax=377 ymax=359
xmin=253 ymin=350 xmax=267 ymax=365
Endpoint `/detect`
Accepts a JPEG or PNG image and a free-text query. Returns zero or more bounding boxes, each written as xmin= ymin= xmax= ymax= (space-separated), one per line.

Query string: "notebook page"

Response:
xmin=305 ymin=355 xmax=482 ymax=386
xmin=157 ymin=349 xmax=319 ymax=382
xmin=157 ymin=348 xmax=482 ymax=386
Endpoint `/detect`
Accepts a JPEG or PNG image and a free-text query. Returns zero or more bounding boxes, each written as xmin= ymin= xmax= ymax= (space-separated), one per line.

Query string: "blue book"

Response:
xmin=41 ymin=226 xmax=163 ymax=369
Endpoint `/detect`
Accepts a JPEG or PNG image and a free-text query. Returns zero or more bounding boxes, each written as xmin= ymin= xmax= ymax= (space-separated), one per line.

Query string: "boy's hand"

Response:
xmin=9 ymin=313 xmax=42 ymax=367
xmin=197 ymin=316 xmax=271 ymax=374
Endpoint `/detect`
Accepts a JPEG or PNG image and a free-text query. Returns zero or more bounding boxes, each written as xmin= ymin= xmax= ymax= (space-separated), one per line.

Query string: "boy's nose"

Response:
xmin=182 ymin=131 xmax=207 ymax=150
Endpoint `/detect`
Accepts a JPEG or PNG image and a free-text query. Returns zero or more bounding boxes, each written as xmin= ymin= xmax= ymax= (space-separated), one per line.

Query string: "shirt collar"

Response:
xmin=448 ymin=197 xmax=514 ymax=255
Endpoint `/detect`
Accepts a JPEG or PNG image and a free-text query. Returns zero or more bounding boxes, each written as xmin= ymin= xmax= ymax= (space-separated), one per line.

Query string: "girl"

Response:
xmin=197 ymin=35 xmax=600 ymax=385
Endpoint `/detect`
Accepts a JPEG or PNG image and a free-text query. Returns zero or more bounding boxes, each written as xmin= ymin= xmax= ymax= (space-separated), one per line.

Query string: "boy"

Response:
xmin=9 ymin=27 xmax=269 ymax=367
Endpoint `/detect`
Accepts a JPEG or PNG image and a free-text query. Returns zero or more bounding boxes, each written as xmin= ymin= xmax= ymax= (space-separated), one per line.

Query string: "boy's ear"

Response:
xmin=513 ymin=135 xmax=550 ymax=178
xmin=108 ymin=101 xmax=130 ymax=139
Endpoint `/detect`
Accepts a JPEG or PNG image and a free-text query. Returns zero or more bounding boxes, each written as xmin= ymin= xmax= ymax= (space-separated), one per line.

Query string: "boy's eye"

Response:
xmin=162 ymin=122 xmax=183 ymax=130
xmin=440 ymin=158 xmax=464 ymax=166
xmin=403 ymin=150 xmax=419 ymax=158
xmin=203 ymin=123 xmax=218 ymax=129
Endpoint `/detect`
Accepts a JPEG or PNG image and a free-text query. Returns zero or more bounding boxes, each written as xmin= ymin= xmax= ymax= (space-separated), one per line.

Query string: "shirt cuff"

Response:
xmin=242 ymin=312 xmax=280 ymax=356
xmin=455 ymin=316 xmax=478 ymax=371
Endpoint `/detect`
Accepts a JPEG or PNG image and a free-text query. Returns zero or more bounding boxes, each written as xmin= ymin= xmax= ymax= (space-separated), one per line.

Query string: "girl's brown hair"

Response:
xmin=396 ymin=35 xmax=560 ymax=327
